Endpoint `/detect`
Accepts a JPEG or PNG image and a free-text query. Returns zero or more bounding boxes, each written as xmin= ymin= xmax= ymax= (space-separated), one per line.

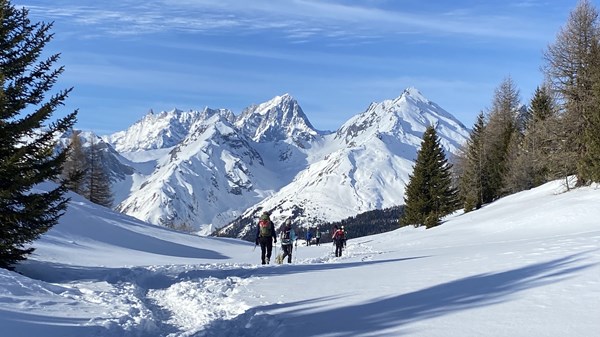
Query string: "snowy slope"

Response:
xmin=2 ymin=179 xmax=599 ymax=336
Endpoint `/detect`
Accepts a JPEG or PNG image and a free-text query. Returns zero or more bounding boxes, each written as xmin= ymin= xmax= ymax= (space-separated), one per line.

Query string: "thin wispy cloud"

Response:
xmin=25 ymin=0 xmax=550 ymax=43
xmin=510 ymin=0 xmax=545 ymax=9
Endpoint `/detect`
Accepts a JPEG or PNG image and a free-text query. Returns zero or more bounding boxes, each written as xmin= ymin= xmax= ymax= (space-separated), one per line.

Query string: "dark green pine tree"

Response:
xmin=523 ymin=86 xmax=557 ymax=188
xmin=402 ymin=126 xmax=459 ymax=228
xmin=0 ymin=0 xmax=77 ymax=269
xmin=529 ymin=86 xmax=555 ymax=124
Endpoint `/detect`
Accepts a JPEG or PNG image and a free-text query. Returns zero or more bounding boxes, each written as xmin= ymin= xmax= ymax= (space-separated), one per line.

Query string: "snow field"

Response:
xmin=2 ymin=179 xmax=600 ymax=336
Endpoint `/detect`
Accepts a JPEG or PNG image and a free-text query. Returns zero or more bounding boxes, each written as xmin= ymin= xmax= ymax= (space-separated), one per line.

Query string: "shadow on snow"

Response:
xmin=197 ymin=252 xmax=597 ymax=337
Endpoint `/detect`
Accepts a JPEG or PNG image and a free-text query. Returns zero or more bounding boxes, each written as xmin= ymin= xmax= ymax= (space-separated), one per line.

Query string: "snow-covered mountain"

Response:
xmin=218 ymin=88 xmax=470 ymax=236
xmin=103 ymin=88 xmax=469 ymax=235
xmin=106 ymin=95 xmax=322 ymax=234
xmin=116 ymin=111 xmax=277 ymax=234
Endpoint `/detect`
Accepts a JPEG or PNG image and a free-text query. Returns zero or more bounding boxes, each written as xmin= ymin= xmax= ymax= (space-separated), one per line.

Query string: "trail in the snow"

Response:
xmin=137 ymin=241 xmax=375 ymax=337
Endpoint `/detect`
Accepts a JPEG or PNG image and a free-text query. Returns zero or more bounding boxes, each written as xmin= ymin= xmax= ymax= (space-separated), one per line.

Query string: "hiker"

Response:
xmin=278 ymin=218 xmax=296 ymax=264
xmin=341 ymin=225 xmax=347 ymax=247
xmin=315 ymin=226 xmax=321 ymax=246
xmin=306 ymin=229 xmax=312 ymax=246
xmin=332 ymin=225 xmax=345 ymax=257
xmin=255 ymin=211 xmax=277 ymax=265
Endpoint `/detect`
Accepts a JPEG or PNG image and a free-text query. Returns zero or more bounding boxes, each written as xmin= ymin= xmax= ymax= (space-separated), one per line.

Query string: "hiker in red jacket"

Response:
xmin=332 ymin=225 xmax=345 ymax=257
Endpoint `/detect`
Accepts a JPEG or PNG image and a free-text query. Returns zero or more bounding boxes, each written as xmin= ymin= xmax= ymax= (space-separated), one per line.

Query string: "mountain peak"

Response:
xmin=253 ymin=93 xmax=296 ymax=114
xmin=335 ymin=88 xmax=469 ymax=154
xmin=235 ymin=94 xmax=319 ymax=143
xmin=399 ymin=87 xmax=429 ymax=103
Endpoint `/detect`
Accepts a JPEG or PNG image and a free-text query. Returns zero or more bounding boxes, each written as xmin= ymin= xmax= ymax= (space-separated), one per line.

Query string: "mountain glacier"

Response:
xmin=97 ymin=88 xmax=469 ymax=236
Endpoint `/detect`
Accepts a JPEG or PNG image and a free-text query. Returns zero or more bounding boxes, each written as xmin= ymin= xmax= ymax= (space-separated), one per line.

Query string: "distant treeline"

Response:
xmin=213 ymin=216 xmax=256 ymax=242
xmin=307 ymin=206 xmax=405 ymax=243
xmin=215 ymin=205 xmax=405 ymax=243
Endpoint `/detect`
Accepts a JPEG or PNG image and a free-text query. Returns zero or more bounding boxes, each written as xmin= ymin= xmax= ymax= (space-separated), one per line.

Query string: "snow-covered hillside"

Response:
xmin=2 ymin=179 xmax=599 ymax=336
xmin=101 ymin=88 xmax=469 ymax=234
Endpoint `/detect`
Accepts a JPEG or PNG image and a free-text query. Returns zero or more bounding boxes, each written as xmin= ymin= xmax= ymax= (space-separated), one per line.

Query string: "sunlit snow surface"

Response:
xmin=1 ymin=180 xmax=599 ymax=337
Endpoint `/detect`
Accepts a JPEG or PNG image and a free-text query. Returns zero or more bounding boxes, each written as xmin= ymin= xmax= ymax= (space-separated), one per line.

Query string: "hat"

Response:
xmin=260 ymin=212 xmax=270 ymax=220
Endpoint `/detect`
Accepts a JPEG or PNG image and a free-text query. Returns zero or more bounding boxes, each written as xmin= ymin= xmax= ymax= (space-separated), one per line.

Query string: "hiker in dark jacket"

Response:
xmin=255 ymin=211 xmax=277 ymax=264
xmin=278 ymin=218 xmax=296 ymax=264
xmin=332 ymin=225 xmax=345 ymax=257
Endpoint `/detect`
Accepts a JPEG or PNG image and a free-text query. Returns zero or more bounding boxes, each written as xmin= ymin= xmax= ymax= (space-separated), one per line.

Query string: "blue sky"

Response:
xmin=21 ymin=0 xmax=585 ymax=134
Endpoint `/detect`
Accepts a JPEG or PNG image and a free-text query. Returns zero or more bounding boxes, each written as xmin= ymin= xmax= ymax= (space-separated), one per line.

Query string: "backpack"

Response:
xmin=259 ymin=219 xmax=272 ymax=237
xmin=281 ymin=228 xmax=292 ymax=244
xmin=334 ymin=228 xmax=345 ymax=241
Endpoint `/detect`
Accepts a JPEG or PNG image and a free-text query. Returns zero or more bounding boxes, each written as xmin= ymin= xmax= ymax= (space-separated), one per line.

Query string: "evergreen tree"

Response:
xmin=87 ymin=137 xmax=113 ymax=208
xmin=459 ymin=112 xmax=489 ymax=211
xmin=543 ymin=0 xmax=600 ymax=185
xmin=61 ymin=130 xmax=88 ymax=195
xmin=0 ymin=0 xmax=77 ymax=269
xmin=484 ymin=77 xmax=521 ymax=199
xmin=402 ymin=126 xmax=458 ymax=228
xmin=529 ymin=86 xmax=555 ymax=124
